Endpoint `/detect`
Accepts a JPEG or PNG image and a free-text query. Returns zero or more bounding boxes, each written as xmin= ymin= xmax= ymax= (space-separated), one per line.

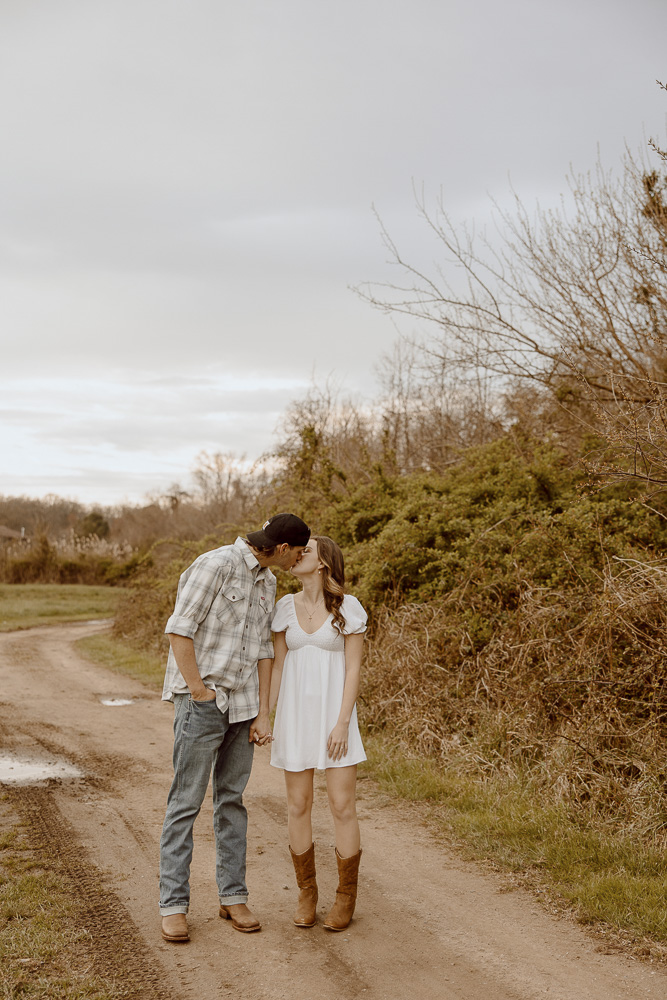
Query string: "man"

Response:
xmin=159 ymin=513 xmax=310 ymax=943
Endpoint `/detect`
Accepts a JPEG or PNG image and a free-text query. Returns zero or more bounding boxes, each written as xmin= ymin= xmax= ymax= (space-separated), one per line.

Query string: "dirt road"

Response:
xmin=0 ymin=622 xmax=663 ymax=1000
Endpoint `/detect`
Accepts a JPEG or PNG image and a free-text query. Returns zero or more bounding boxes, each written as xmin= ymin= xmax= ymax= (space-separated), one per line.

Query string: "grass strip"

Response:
xmin=362 ymin=736 xmax=667 ymax=950
xmin=0 ymin=800 xmax=122 ymax=999
xmin=0 ymin=584 xmax=126 ymax=632
xmin=75 ymin=633 xmax=164 ymax=688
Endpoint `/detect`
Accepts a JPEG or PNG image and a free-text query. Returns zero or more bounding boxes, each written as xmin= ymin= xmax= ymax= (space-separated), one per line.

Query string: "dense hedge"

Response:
xmin=313 ymin=437 xmax=665 ymax=606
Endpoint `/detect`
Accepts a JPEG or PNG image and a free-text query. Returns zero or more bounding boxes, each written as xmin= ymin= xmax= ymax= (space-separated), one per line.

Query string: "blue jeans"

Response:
xmin=159 ymin=694 xmax=255 ymax=915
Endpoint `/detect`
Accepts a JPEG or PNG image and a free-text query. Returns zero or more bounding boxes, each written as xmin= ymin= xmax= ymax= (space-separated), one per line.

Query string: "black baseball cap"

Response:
xmin=246 ymin=513 xmax=310 ymax=548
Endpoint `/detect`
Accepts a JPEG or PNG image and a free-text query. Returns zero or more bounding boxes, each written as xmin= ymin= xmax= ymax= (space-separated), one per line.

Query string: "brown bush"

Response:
xmin=361 ymin=554 xmax=667 ymax=842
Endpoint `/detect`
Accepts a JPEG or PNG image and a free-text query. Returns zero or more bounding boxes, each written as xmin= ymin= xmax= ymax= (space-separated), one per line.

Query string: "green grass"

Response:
xmin=75 ymin=633 xmax=164 ymax=688
xmin=0 ymin=804 xmax=123 ymax=999
xmin=362 ymin=735 xmax=667 ymax=949
xmin=0 ymin=584 xmax=127 ymax=632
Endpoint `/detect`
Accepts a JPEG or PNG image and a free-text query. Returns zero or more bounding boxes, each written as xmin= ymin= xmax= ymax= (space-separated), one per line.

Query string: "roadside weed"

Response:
xmin=363 ymin=735 xmax=667 ymax=949
xmin=75 ymin=633 xmax=163 ymax=687
xmin=0 ymin=802 xmax=117 ymax=999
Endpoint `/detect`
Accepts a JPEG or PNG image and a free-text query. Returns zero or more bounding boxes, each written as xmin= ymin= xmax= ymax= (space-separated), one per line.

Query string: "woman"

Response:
xmin=269 ymin=535 xmax=367 ymax=931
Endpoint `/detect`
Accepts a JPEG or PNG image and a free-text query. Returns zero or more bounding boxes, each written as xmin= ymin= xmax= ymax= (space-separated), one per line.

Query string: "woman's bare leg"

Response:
xmin=325 ymin=765 xmax=360 ymax=857
xmin=284 ymin=768 xmax=315 ymax=854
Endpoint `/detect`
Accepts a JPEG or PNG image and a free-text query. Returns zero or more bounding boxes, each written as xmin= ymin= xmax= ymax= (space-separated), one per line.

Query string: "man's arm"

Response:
xmin=165 ymin=552 xmax=227 ymax=641
xmin=167 ymin=634 xmax=216 ymax=701
xmin=249 ymin=657 xmax=273 ymax=744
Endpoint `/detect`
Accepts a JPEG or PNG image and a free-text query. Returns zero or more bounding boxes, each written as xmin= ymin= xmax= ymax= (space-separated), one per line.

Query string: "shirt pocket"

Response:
xmin=214 ymin=583 xmax=247 ymax=626
xmin=257 ymin=594 xmax=271 ymax=617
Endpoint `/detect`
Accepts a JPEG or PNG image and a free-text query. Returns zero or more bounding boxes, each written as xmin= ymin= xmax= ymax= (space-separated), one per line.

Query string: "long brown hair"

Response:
xmin=312 ymin=535 xmax=346 ymax=634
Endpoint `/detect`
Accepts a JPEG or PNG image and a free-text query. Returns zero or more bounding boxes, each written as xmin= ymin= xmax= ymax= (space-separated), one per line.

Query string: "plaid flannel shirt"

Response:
xmin=161 ymin=537 xmax=276 ymax=722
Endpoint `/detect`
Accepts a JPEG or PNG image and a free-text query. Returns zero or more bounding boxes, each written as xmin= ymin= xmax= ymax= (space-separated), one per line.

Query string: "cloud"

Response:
xmin=0 ymin=466 xmax=184 ymax=507
xmin=1 ymin=375 xmax=309 ymax=450
xmin=1 ymin=0 xmax=666 ymax=502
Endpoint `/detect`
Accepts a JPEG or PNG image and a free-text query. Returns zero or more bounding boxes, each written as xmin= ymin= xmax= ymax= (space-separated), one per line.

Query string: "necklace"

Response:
xmin=302 ymin=596 xmax=324 ymax=621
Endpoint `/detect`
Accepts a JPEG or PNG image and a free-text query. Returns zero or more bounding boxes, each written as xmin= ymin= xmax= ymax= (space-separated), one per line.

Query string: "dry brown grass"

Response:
xmin=358 ymin=557 xmax=667 ymax=948
xmin=361 ymin=554 xmax=667 ymax=844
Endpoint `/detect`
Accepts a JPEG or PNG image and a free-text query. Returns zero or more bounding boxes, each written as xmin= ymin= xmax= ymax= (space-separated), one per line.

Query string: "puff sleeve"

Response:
xmin=341 ymin=594 xmax=368 ymax=635
xmin=271 ymin=595 xmax=292 ymax=633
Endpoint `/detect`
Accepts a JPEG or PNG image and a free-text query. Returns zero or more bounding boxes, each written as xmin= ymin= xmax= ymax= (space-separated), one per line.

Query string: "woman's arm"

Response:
xmin=269 ymin=631 xmax=288 ymax=712
xmin=328 ymin=632 xmax=364 ymax=761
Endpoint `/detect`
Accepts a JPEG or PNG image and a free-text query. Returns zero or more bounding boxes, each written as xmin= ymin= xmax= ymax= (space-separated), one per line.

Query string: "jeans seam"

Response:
xmin=161 ymin=700 xmax=252 ymax=908
xmin=174 ymin=699 xmax=189 ymax=794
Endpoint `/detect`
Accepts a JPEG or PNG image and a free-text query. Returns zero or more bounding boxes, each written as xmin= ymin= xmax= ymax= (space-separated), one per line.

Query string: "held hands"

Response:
xmin=189 ymin=689 xmax=273 ymax=745
xmin=249 ymin=711 xmax=274 ymax=747
xmin=327 ymin=722 xmax=350 ymax=762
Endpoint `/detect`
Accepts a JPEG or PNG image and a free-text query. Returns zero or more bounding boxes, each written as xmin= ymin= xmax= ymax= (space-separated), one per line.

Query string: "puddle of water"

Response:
xmin=0 ymin=754 xmax=83 ymax=784
xmin=72 ymin=618 xmax=114 ymax=627
xmin=100 ymin=697 xmax=134 ymax=707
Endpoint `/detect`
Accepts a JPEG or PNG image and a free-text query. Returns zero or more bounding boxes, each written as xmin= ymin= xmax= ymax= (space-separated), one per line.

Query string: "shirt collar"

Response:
xmin=234 ymin=536 xmax=273 ymax=581
xmin=234 ymin=536 xmax=258 ymax=567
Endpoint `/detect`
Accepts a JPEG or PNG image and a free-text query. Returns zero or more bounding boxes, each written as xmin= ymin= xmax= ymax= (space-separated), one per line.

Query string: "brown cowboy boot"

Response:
xmin=323 ymin=848 xmax=361 ymax=931
xmin=289 ymin=843 xmax=318 ymax=927
xmin=161 ymin=912 xmax=189 ymax=942
xmin=219 ymin=903 xmax=262 ymax=933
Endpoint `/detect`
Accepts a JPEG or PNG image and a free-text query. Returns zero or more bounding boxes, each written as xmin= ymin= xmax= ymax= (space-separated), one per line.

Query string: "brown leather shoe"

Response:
xmin=323 ymin=848 xmax=361 ymax=932
xmin=219 ymin=903 xmax=262 ymax=933
xmin=161 ymin=912 xmax=190 ymax=942
xmin=289 ymin=843 xmax=318 ymax=927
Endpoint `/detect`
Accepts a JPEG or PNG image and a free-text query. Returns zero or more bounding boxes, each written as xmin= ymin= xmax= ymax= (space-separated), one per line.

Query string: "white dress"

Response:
xmin=270 ymin=593 xmax=367 ymax=772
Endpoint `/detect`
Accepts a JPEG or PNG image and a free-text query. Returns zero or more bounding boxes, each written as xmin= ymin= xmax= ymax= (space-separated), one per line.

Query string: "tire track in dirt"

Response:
xmin=6 ymin=783 xmax=179 ymax=1000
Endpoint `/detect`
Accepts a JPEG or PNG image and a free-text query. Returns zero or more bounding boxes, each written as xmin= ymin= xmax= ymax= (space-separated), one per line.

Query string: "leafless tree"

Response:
xmin=377 ymin=339 xmax=505 ymax=472
xmin=266 ymin=380 xmax=384 ymax=511
xmin=359 ymin=93 xmax=667 ymax=497
xmin=359 ymin=153 xmax=667 ymax=407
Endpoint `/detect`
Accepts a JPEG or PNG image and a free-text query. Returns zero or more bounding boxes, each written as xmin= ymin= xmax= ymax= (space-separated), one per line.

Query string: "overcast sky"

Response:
xmin=1 ymin=0 xmax=666 ymax=506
